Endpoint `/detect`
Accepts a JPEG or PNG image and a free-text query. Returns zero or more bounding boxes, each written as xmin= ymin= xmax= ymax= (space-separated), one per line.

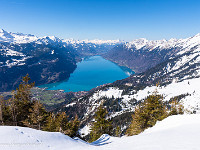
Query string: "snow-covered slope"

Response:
xmin=1 ymin=29 xmax=200 ymax=136
xmin=0 ymin=126 xmax=92 ymax=150
xmin=0 ymin=29 xmax=123 ymax=91
xmin=0 ymin=29 xmax=38 ymax=43
xmin=0 ymin=29 xmax=122 ymax=69
xmin=0 ymin=114 xmax=200 ymax=150
xmin=122 ymin=77 xmax=200 ymax=113
xmin=66 ymin=34 xmax=200 ymax=135
xmin=1 ymin=29 xmax=200 ymax=56
xmin=77 ymin=61 xmax=199 ymax=132
xmin=100 ymin=114 xmax=200 ymax=150
xmin=0 ymin=29 xmax=120 ymax=69
xmin=77 ymin=77 xmax=200 ymax=135
xmin=125 ymin=33 xmax=200 ymax=52
xmin=0 ymin=29 xmax=79 ymax=91
xmin=104 ymin=33 xmax=200 ymax=73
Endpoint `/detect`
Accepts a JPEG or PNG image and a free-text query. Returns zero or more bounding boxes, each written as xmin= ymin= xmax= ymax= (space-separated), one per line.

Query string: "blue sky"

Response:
xmin=0 ymin=0 xmax=200 ymax=41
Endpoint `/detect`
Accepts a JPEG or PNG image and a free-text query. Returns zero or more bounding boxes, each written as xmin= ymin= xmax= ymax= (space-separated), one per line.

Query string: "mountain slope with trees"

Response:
xmin=0 ymin=75 xmax=80 ymax=138
xmin=0 ymin=40 xmax=79 ymax=91
xmin=104 ymin=34 xmax=200 ymax=73
xmin=0 ymin=29 xmax=122 ymax=91
xmin=56 ymin=37 xmax=200 ymax=137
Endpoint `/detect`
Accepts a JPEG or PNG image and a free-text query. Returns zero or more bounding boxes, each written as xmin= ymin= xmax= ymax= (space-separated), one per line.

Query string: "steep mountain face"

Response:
xmin=0 ymin=30 xmax=79 ymax=91
xmin=55 ymin=35 xmax=200 ymax=136
xmin=0 ymin=42 xmax=78 ymax=91
xmin=104 ymin=34 xmax=200 ymax=73
xmin=0 ymin=29 xmax=122 ymax=91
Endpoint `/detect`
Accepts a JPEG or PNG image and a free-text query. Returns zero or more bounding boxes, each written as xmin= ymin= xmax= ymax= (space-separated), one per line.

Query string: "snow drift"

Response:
xmin=0 ymin=114 xmax=200 ymax=150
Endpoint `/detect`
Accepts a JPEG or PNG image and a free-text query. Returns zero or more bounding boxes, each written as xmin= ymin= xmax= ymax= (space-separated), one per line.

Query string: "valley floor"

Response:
xmin=0 ymin=114 xmax=200 ymax=150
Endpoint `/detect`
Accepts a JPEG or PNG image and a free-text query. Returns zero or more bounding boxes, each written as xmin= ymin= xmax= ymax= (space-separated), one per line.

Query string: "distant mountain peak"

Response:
xmin=1 ymin=29 xmax=200 ymax=50
xmin=0 ymin=29 xmax=5 ymax=33
xmin=193 ymin=33 xmax=200 ymax=37
xmin=0 ymin=30 xmax=123 ymax=46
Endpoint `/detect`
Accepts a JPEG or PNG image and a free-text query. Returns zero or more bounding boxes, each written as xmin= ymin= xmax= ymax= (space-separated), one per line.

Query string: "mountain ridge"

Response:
xmin=56 ymin=35 xmax=200 ymax=136
xmin=104 ymin=32 xmax=200 ymax=73
xmin=0 ymin=29 xmax=123 ymax=45
xmin=1 ymin=29 xmax=200 ymax=138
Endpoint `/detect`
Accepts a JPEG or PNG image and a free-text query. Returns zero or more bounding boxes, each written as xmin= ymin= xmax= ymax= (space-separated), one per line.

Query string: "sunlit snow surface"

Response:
xmin=123 ymin=77 xmax=200 ymax=113
xmin=0 ymin=29 xmax=122 ymax=45
xmin=86 ymin=77 xmax=200 ymax=116
xmin=0 ymin=114 xmax=200 ymax=150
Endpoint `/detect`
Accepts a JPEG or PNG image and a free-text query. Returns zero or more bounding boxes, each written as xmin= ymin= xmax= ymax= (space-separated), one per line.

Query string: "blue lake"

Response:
xmin=39 ymin=56 xmax=134 ymax=92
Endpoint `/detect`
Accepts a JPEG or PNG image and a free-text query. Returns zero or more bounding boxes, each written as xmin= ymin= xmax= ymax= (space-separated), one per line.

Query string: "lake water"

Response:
xmin=39 ymin=56 xmax=134 ymax=92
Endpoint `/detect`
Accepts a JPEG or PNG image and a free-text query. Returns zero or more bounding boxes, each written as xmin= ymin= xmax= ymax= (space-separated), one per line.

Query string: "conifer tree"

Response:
xmin=168 ymin=98 xmax=184 ymax=115
xmin=0 ymin=96 xmax=3 ymax=124
xmin=9 ymin=91 xmax=18 ymax=126
xmin=126 ymin=94 xmax=167 ymax=136
xmin=71 ymin=115 xmax=80 ymax=137
xmin=54 ymin=112 xmax=68 ymax=132
xmin=44 ymin=112 xmax=57 ymax=132
xmin=89 ymin=105 xmax=112 ymax=142
xmin=0 ymin=74 xmax=80 ymax=136
xmin=44 ymin=112 xmax=80 ymax=137
xmin=9 ymin=74 xmax=35 ymax=126
xmin=63 ymin=115 xmax=80 ymax=137
xmin=23 ymin=100 xmax=47 ymax=130
xmin=0 ymin=97 xmax=11 ymax=125
xmin=126 ymin=105 xmax=144 ymax=135
xmin=115 ymin=126 xmax=121 ymax=137
xmin=0 ymin=96 xmax=12 ymax=125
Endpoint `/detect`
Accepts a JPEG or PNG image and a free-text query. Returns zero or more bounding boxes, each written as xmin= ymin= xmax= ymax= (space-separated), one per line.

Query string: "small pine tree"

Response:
xmin=44 ymin=112 xmax=80 ymax=137
xmin=89 ymin=105 xmax=112 ymax=142
xmin=115 ymin=126 xmax=121 ymax=137
xmin=23 ymin=100 xmax=47 ymax=130
xmin=1 ymin=96 xmax=12 ymax=125
xmin=0 ymin=96 xmax=3 ymax=124
xmin=64 ymin=115 xmax=80 ymax=137
xmin=0 ymin=74 xmax=80 ymax=136
xmin=168 ymin=98 xmax=184 ymax=116
xmin=126 ymin=105 xmax=144 ymax=135
xmin=54 ymin=112 xmax=68 ymax=132
xmin=44 ymin=112 xmax=57 ymax=132
xmin=9 ymin=74 xmax=35 ymax=126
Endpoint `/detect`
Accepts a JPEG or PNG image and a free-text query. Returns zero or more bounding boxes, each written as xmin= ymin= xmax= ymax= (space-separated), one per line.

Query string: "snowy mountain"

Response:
xmin=63 ymin=38 xmax=123 ymax=56
xmin=0 ymin=29 xmax=122 ymax=91
xmin=1 ymin=29 xmax=200 ymax=136
xmin=0 ymin=29 xmax=63 ymax=45
xmin=57 ymin=33 xmax=200 ymax=136
xmin=0 ymin=29 xmax=122 ymax=55
xmin=127 ymin=33 xmax=200 ymax=51
xmin=0 ymin=29 xmax=79 ymax=91
xmin=0 ymin=29 xmax=38 ymax=43
xmin=104 ymin=33 xmax=200 ymax=73
xmin=0 ymin=114 xmax=199 ymax=150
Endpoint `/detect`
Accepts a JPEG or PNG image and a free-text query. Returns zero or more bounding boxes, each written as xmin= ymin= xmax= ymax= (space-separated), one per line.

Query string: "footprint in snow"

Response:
xmin=15 ymin=127 xmax=42 ymax=143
